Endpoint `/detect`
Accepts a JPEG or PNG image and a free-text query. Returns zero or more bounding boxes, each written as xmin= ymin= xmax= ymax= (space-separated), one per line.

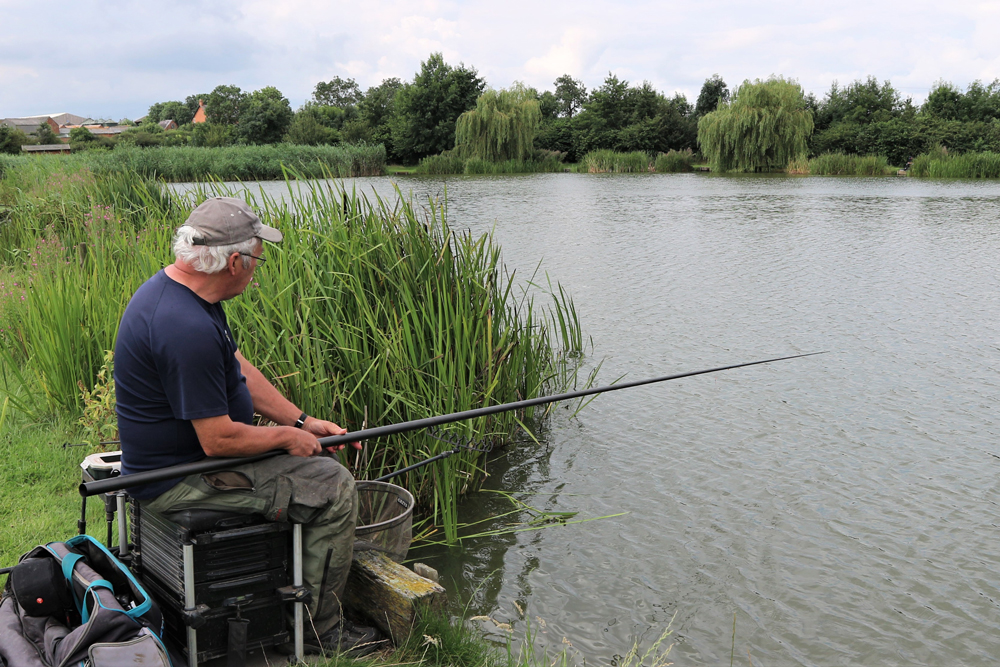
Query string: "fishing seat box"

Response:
xmin=129 ymin=502 xmax=295 ymax=662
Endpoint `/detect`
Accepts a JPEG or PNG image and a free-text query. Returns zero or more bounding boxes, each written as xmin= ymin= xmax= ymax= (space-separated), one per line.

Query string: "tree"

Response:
xmin=146 ymin=100 xmax=193 ymax=125
xmin=698 ymin=77 xmax=814 ymax=172
xmin=455 ymin=83 xmax=542 ymax=161
xmin=814 ymin=77 xmax=904 ymax=130
xmin=359 ymin=78 xmax=403 ymax=128
xmin=553 ymin=75 xmax=587 ymax=117
xmin=390 ymin=53 xmax=485 ymax=163
xmin=237 ymin=87 xmax=293 ymax=144
xmin=586 ymin=74 xmax=631 ymax=129
xmin=0 ymin=125 xmax=28 ymax=154
xmin=160 ymin=101 xmax=194 ymax=126
xmin=36 ymin=122 xmax=60 ymax=144
xmin=285 ymin=112 xmax=337 ymax=145
xmin=313 ymin=76 xmax=362 ymax=108
xmin=191 ymin=122 xmax=234 ymax=147
xmin=961 ymin=80 xmax=1000 ymax=122
xmin=69 ymin=126 xmax=96 ymax=144
xmin=695 ymin=74 xmax=729 ymax=117
xmin=185 ymin=94 xmax=209 ymax=119
xmin=205 ymin=85 xmax=246 ymax=126
xmin=537 ymin=90 xmax=560 ymax=119
xmin=357 ymin=78 xmax=403 ymax=156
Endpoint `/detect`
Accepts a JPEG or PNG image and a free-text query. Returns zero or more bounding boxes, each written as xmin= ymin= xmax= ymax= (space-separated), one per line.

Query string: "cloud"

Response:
xmin=2 ymin=0 xmax=1000 ymax=117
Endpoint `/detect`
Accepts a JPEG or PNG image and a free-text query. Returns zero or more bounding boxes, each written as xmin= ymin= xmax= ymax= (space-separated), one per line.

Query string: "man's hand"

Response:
xmin=283 ymin=427 xmax=323 ymax=457
xmin=303 ymin=417 xmax=363 ymax=452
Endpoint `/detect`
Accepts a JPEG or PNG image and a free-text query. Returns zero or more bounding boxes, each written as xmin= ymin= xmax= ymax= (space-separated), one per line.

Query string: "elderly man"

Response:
xmin=114 ymin=197 xmax=380 ymax=655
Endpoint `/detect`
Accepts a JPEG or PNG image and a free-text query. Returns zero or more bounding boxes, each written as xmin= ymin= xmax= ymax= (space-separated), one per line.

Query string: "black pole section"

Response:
xmin=374 ymin=449 xmax=459 ymax=482
xmin=80 ymin=351 xmax=824 ymax=497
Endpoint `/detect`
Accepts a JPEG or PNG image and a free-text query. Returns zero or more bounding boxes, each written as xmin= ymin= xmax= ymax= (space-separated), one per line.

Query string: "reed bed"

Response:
xmin=653 ymin=149 xmax=694 ymax=173
xmin=909 ymin=149 xmax=1000 ymax=178
xmin=806 ymin=152 xmax=894 ymax=176
xmin=576 ymin=150 xmax=650 ymax=173
xmin=5 ymin=144 xmax=386 ymax=183
xmin=0 ymin=163 xmax=586 ymax=541
xmin=415 ymin=154 xmax=565 ymax=175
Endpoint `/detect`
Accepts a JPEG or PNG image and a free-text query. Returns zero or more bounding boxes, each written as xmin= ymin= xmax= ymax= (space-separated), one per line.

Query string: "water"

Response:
xmin=178 ymin=174 xmax=1000 ymax=665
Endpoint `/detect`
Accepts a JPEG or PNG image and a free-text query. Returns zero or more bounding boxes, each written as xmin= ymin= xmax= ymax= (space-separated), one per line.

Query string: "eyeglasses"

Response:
xmin=239 ymin=252 xmax=266 ymax=265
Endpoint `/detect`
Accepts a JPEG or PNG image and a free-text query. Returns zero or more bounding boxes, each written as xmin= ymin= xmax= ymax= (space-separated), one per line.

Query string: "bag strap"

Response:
xmin=60 ymin=552 xmax=83 ymax=584
xmin=80 ymin=579 xmax=114 ymax=624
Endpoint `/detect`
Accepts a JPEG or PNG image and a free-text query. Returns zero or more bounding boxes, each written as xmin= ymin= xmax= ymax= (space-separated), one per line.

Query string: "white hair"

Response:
xmin=173 ymin=226 xmax=258 ymax=274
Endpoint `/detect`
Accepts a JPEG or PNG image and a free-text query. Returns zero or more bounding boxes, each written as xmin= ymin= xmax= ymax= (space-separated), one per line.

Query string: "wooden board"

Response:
xmin=344 ymin=550 xmax=447 ymax=643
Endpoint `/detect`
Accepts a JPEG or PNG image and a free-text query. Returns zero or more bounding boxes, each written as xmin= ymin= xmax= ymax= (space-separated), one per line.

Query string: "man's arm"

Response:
xmin=236 ymin=350 xmax=307 ymax=427
xmin=192 ymin=414 xmax=322 ymax=458
xmin=235 ymin=350 xmax=361 ymax=451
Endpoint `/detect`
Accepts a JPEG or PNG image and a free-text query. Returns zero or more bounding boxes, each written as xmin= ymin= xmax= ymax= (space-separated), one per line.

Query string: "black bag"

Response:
xmin=10 ymin=558 xmax=71 ymax=619
xmin=0 ymin=535 xmax=169 ymax=667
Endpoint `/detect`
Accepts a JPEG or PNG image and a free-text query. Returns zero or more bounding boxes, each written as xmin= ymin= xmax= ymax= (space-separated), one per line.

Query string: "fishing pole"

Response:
xmin=80 ymin=351 xmax=825 ymax=498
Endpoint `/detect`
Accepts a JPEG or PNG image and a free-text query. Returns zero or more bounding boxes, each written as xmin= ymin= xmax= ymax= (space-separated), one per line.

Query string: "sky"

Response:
xmin=2 ymin=0 xmax=1000 ymax=120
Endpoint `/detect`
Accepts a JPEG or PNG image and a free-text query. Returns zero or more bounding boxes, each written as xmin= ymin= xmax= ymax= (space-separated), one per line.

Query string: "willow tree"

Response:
xmin=697 ymin=77 xmax=813 ymax=172
xmin=455 ymin=82 xmax=542 ymax=161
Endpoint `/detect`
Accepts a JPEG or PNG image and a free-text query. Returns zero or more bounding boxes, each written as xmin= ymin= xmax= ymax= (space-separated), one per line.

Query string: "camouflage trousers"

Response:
xmin=145 ymin=454 xmax=357 ymax=636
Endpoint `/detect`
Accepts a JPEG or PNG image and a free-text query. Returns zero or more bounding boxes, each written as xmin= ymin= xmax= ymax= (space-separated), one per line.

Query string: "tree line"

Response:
xmin=6 ymin=52 xmax=1000 ymax=168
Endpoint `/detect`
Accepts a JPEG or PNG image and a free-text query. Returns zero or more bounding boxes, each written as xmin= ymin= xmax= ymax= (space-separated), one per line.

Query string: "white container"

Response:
xmin=80 ymin=451 xmax=122 ymax=481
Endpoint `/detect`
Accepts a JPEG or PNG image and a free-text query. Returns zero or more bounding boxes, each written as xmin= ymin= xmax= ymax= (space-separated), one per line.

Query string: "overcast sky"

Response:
xmin=2 ymin=0 xmax=999 ymax=120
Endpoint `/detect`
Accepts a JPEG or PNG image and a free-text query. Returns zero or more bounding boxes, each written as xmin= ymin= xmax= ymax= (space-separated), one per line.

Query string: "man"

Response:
xmin=114 ymin=197 xmax=381 ymax=655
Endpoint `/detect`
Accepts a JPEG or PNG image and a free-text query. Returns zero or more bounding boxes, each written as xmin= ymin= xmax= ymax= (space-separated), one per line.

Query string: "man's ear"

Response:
xmin=227 ymin=252 xmax=241 ymax=274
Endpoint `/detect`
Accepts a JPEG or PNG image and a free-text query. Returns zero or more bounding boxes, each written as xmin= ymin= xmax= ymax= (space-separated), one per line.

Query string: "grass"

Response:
xmin=307 ymin=604 xmax=674 ymax=667
xmin=0 ymin=406 xmax=114 ymax=567
xmin=909 ymin=146 xmax=1000 ymax=178
xmin=0 ymin=143 xmax=387 ymax=182
xmin=0 ymin=161 xmax=586 ymax=543
xmin=804 ymin=152 xmax=895 ymax=176
xmin=575 ymin=150 xmax=650 ymax=173
xmin=388 ymin=164 xmax=419 ymax=175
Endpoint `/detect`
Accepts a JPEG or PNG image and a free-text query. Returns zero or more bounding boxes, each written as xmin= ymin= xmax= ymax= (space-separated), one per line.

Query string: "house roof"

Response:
xmin=21 ymin=144 xmax=71 ymax=152
xmin=46 ymin=113 xmax=88 ymax=126
xmin=1 ymin=118 xmax=53 ymax=133
xmin=87 ymin=126 xmax=132 ymax=135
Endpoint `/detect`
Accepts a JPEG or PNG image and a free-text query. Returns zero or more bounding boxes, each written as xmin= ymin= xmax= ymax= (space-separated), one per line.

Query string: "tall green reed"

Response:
xmin=576 ymin=150 xmax=650 ymax=173
xmin=414 ymin=154 xmax=565 ymax=175
xmin=909 ymin=147 xmax=1000 ymax=178
xmin=654 ymin=149 xmax=694 ymax=173
xmin=807 ymin=152 xmax=893 ymax=176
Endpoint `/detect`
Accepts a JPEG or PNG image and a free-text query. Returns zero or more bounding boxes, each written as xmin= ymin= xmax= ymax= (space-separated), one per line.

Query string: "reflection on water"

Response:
xmin=174 ymin=174 xmax=1000 ymax=666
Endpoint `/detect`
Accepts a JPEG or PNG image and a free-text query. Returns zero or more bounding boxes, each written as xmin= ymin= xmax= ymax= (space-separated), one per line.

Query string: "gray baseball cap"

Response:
xmin=184 ymin=197 xmax=283 ymax=246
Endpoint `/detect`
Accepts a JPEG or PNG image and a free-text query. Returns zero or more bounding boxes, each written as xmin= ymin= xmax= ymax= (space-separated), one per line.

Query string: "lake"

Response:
xmin=177 ymin=173 xmax=1000 ymax=666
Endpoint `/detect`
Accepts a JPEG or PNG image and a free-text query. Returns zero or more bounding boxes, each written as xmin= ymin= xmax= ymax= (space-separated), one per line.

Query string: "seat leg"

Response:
xmin=293 ymin=523 xmax=304 ymax=661
xmin=184 ymin=543 xmax=198 ymax=667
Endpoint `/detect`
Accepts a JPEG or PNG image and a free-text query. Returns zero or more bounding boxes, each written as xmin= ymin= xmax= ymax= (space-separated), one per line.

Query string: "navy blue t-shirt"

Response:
xmin=114 ymin=270 xmax=254 ymax=498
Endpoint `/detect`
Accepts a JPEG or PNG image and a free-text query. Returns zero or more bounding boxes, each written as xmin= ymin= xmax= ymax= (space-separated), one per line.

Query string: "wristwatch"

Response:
xmin=293 ymin=412 xmax=308 ymax=428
